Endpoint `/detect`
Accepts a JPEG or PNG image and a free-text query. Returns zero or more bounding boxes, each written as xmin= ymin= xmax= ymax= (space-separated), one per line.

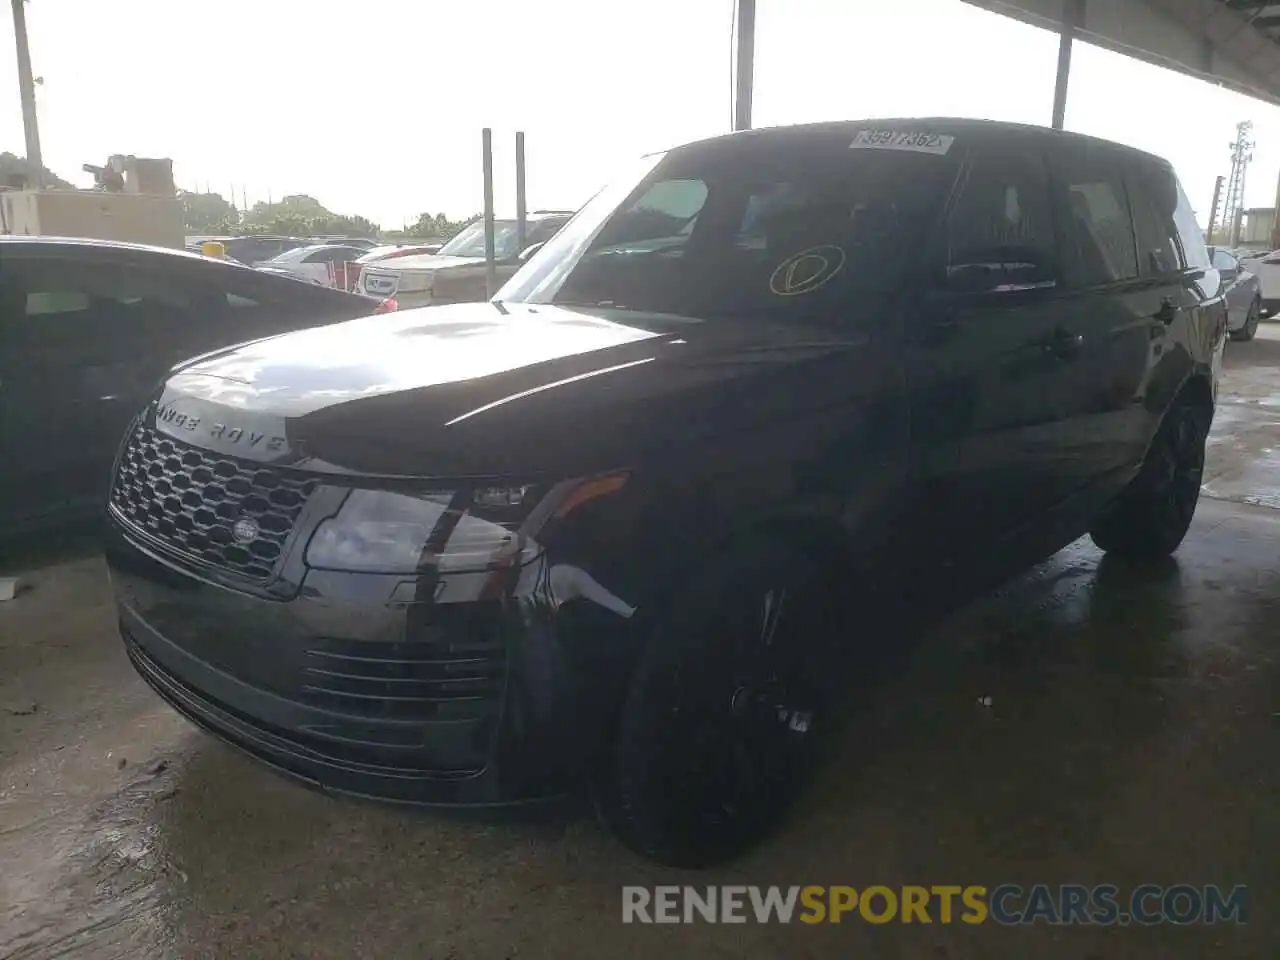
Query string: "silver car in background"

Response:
xmin=1209 ymin=246 xmax=1264 ymax=341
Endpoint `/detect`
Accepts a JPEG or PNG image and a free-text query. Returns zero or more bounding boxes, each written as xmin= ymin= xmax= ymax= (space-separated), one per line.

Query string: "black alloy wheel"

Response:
xmin=598 ymin=539 xmax=838 ymax=867
xmin=1090 ymin=400 xmax=1207 ymax=559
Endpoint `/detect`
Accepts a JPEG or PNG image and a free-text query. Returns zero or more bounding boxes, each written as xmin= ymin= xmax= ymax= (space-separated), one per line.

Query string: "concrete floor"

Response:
xmin=3 ymin=331 xmax=1280 ymax=959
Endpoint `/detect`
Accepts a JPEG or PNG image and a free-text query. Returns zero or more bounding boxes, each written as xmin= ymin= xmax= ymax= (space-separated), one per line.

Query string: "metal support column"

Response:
xmin=515 ymin=131 xmax=527 ymax=253
xmin=733 ymin=0 xmax=755 ymax=132
xmin=1052 ymin=0 xmax=1084 ymax=131
xmin=482 ymin=128 xmax=497 ymax=299
xmin=1270 ymin=166 xmax=1280 ymax=250
xmin=10 ymin=0 xmax=43 ymax=184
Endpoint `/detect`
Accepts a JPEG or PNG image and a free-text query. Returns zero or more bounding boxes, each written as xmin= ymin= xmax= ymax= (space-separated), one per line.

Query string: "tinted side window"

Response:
xmin=1172 ymin=179 xmax=1210 ymax=270
xmin=1052 ymin=149 xmax=1139 ymax=287
xmin=944 ymin=145 xmax=1056 ymax=292
xmin=1127 ymin=162 xmax=1181 ymax=277
xmin=735 ymin=183 xmax=809 ymax=250
xmin=15 ymin=259 xmax=193 ymax=323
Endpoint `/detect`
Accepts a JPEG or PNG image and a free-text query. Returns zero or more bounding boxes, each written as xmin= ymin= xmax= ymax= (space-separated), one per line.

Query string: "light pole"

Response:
xmin=10 ymin=0 xmax=43 ymax=185
xmin=732 ymin=0 xmax=755 ymax=132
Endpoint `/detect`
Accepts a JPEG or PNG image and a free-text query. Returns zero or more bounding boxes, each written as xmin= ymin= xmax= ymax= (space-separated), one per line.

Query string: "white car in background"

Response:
xmin=356 ymin=212 xmax=572 ymax=307
xmin=1237 ymin=248 xmax=1280 ymax=315
xmin=255 ymin=243 xmax=370 ymax=287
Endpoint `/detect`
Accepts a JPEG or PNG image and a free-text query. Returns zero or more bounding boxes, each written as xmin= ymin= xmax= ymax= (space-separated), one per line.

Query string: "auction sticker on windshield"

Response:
xmin=850 ymin=129 xmax=955 ymax=155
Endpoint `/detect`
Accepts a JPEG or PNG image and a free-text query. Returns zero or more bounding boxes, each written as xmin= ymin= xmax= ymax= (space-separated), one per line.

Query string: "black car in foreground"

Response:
xmin=0 ymin=237 xmax=384 ymax=534
xmin=106 ymin=119 xmax=1226 ymax=866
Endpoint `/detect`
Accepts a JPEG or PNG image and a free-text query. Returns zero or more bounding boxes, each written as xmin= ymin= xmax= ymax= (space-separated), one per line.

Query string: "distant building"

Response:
xmin=1234 ymin=207 xmax=1275 ymax=249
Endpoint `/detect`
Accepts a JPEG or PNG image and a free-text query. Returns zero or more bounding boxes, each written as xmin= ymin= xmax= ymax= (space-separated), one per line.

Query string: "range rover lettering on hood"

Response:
xmin=153 ymin=393 xmax=293 ymax=460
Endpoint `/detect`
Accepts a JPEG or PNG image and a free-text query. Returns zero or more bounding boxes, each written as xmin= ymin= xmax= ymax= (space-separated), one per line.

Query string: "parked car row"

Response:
xmin=254 ymin=242 xmax=372 ymax=285
xmin=184 ymin=235 xmax=400 ymax=266
xmin=94 ymin=119 xmax=1227 ymax=866
xmin=355 ymin=211 xmax=574 ymax=306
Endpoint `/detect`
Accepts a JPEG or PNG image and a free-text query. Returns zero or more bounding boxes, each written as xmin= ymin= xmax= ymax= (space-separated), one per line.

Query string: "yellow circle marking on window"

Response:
xmin=769 ymin=244 xmax=847 ymax=296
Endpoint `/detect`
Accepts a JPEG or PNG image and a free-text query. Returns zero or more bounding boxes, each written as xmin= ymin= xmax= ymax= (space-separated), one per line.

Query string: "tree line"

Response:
xmin=180 ymin=190 xmax=481 ymax=242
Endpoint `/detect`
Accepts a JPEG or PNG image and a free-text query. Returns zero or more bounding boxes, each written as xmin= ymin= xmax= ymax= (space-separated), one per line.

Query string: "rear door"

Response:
xmin=1039 ymin=142 xmax=1171 ymax=499
xmin=906 ymin=133 xmax=1085 ymax=547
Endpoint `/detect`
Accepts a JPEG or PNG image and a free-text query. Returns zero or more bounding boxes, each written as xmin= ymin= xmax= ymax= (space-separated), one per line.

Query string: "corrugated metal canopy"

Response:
xmin=963 ymin=0 xmax=1280 ymax=106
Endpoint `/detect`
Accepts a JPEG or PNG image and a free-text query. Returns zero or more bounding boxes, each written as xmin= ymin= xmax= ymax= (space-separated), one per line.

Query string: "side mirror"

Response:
xmin=1220 ymin=265 xmax=1239 ymax=282
xmin=518 ymin=241 xmax=545 ymax=262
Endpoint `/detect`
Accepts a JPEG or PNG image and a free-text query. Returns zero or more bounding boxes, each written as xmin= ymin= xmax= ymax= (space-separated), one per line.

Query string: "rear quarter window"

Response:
xmin=1126 ymin=162 xmax=1182 ymax=277
xmin=1049 ymin=146 xmax=1140 ymax=287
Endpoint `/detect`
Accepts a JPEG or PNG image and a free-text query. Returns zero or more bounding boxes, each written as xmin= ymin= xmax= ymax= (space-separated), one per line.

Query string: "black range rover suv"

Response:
xmin=106 ymin=119 xmax=1225 ymax=866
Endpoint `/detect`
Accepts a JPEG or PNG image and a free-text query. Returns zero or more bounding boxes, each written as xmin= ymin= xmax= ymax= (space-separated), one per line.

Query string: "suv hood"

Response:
xmin=153 ymin=301 xmax=874 ymax=477
xmin=363 ymin=253 xmax=485 ymax=274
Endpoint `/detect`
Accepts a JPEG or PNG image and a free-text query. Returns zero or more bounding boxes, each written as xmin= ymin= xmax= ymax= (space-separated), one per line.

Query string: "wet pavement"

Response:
xmin=3 ymin=331 xmax=1280 ymax=959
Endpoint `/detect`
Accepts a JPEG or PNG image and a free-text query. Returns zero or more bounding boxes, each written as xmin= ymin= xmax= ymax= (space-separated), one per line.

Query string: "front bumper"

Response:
xmin=106 ymin=511 xmax=639 ymax=808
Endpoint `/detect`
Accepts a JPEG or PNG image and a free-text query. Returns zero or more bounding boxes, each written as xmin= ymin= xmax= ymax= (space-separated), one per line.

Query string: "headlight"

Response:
xmin=304 ymin=474 xmax=627 ymax=575
xmin=396 ymin=271 xmax=434 ymax=293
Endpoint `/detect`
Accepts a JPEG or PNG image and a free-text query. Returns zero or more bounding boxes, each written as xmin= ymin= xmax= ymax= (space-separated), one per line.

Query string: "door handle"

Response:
xmin=1153 ymin=299 xmax=1178 ymax=325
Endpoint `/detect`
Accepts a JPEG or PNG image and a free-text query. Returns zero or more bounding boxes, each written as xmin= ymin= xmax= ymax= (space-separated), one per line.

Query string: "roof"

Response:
xmin=0 ymin=234 xmax=246 ymax=265
xmin=673 ymin=117 xmax=1174 ymax=167
xmin=963 ymin=0 xmax=1280 ymax=107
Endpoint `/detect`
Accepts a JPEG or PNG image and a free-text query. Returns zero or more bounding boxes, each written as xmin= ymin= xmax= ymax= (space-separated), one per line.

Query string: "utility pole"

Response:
xmin=481 ymin=127 xmax=496 ymax=298
xmin=1206 ymin=175 xmax=1224 ymax=246
xmin=732 ymin=0 xmax=755 ymax=131
xmin=10 ymin=0 xmax=43 ymax=185
xmin=514 ymin=131 xmax=527 ymax=253
xmin=1223 ymin=120 xmax=1254 ymax=249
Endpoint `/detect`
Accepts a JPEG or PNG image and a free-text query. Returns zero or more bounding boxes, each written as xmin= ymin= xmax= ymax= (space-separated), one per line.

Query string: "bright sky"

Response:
xmin=2 ymin=0 xmax=1279 ymax=229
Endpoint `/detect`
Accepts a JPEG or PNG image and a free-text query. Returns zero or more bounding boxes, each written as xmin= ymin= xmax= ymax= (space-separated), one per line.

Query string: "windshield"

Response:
xmin=437 ymin=220 xmax=521 ymax=259
xmin=495 ymin=131 xmax=962 ymax=323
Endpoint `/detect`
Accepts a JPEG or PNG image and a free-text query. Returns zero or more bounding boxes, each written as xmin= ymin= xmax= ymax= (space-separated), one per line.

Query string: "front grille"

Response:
xmin=302 ymin=604 xmax=508 ymax=723
xmin=111 ymin=423 xmax=318 ymax=580
xmin=362 ymin=271 xmax=398 ymax=296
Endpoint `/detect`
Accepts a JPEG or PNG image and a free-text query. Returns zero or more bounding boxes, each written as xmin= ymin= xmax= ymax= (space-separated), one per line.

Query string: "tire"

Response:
xmin=596 ymin=537 xmax=840 ymax=867
xmin=1089 ymin=399 xmax=1208 ymax=560
xmin=1230 ymin=299 xmax=1261 ymax=342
